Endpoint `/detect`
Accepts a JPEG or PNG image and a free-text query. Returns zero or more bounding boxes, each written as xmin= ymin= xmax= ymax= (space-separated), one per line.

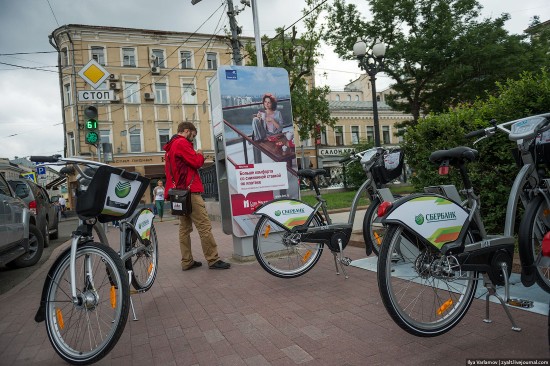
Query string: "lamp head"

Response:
xmin=353 ymin=37 xmax=367 ymax=58
xmin=372 ymin=41 xmax=387 ymax=58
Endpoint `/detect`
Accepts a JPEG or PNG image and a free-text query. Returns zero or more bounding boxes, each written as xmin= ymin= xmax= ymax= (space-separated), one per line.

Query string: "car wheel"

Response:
xmin=11 ymin=225 xmax=44 ymax=268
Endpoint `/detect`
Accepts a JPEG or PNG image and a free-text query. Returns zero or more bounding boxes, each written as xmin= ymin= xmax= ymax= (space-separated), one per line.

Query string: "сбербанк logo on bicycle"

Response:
xmin=115 ymin=181 xmax=132 ymax=198
xmin=415 ymin=214 xmax=425 ymax=225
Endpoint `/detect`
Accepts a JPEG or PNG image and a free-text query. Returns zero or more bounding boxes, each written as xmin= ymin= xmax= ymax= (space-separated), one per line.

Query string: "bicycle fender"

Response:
xmin=382 ymin=194 xmax=469 ymax=250
xmin=131 ymin=208 xmax=155 ymax=241
xmin=254 ymin=198 xmax=315 ymax=230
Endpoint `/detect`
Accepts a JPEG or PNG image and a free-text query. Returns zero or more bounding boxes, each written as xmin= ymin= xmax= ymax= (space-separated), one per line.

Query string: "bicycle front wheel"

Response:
xmin=518 ymin=195 xmax=550 ymax=293
xmin=45 ymin=242 xmax=130 ymax=365
xmin=377 ymin=225 xmax=477 ymax=337
xmin=126 ymin=224 xmax=158 ymax=291
xmin=253 ymin=215 xmax=324 ymax=278
xmin=363 ymin=197 xmax=383 ymax=256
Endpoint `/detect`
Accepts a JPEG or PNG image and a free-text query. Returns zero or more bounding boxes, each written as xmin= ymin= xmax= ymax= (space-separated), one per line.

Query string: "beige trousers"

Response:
xmin=178 ymin=194 xmax=220 ymax=269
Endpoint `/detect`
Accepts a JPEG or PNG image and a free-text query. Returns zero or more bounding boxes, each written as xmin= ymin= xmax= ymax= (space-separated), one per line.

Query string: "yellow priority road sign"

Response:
xmin=78 ymin=60 xmax=110 ymax=89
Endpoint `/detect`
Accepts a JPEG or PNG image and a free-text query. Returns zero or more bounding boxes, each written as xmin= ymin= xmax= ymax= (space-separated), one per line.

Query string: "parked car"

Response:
xmin=8 ymin=178 xmax=59 ymax=248
xmin=0 ymin=174 xmax=44 ymax=268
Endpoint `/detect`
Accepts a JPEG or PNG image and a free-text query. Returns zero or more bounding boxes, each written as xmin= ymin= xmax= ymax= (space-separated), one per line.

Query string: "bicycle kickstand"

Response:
xmin=332 ymin=238 xmax=352 ymax=279
xmin=128 ymin=270 xmax=138 ymax=321
xmin=482 ymin=263 xmax=522 ymax=332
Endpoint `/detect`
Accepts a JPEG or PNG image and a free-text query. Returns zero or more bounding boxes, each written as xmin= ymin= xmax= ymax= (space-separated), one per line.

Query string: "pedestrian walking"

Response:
xmin=163 ymin=122 xmax=231 ymax=270
xmin=153 ymin=180 xmax=165 ymax=222
xmin=58 ymin=196 xmax=67 ymax=218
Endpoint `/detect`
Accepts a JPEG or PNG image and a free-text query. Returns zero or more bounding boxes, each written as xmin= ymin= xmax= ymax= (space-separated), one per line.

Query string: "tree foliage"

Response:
xmin=244 ymin=0 xmax=337 ymax=141
xmin=325 ymin=0 xmax=545 ymax=124
xmin=403 ymin=68 xmax=550 ymax=233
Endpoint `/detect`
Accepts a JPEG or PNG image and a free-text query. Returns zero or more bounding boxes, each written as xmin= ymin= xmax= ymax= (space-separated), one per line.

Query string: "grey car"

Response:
xmin=9 ymin=178 xmax=59 ymax=248
xmin=0 ymin=174 xmax=44 ymax=268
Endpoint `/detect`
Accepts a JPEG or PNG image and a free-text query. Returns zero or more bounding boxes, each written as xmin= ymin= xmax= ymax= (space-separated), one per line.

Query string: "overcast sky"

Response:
xmin=0 ymin=0 xmax=548 ymax=160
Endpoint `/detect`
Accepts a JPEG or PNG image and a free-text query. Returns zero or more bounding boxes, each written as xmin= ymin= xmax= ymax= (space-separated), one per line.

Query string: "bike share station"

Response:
xmin=209 ymin=66 xmax=300 ymax=259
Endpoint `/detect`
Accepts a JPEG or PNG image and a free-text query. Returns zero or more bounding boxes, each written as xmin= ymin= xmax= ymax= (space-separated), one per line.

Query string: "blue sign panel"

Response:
xmin=36 ymin=166 xmax=46 ymax=175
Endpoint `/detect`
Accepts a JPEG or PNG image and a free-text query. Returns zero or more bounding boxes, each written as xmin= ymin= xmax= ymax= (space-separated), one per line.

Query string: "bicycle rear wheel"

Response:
xmin=253 ymin=215 xmax=324 ymax=278
xmin=45 ymin=242 xmax=130 ymax=365
xmin=126 ymin=224 xmax=158 ymax=291
xmin=363 ymin=197 xmax=383 ymax=256
xmin=377 ymin=225 xmax=477 ymax=337
xmin=518 ymin=195 xmax=550 ymax=293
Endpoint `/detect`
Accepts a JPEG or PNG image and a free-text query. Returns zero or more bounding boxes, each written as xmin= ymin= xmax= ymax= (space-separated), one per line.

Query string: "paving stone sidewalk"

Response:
xmin=0 ymin=218 xmax=548 ymax=365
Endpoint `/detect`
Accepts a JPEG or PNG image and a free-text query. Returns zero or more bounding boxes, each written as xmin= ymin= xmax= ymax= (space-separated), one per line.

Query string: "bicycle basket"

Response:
xmin=372 ymin=148 xmax=404 ymax=185
xmin=76 ymin=165 xmax=150 ymax=223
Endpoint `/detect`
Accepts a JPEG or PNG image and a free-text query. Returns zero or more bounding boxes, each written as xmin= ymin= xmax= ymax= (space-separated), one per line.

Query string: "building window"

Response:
xmin=377 ymin=95 xmax=381 ymax=102
xmin=398 ymin=127 xmax=405 ymax=143
xmin=347 ymin=95 xmax=351 ymax=101
xmin=124 ymin=81 xmax=139 ymax=103
xmin=182 ymin=83 xmax=196 ymax=104
xmin=335 ymin=94 xmax=340 ymax=101
xmin=99 ymin=130 xmax=112 ymax=145
xmin=383 ymin=126 xmax=391 ymax=144
xmin=158 ymin=129 xmax=170 ymax=150
xmin=61 ymin=47 xmax=69 ymax=66
xmin=206 ymin=52 xmax=217 ymax=70
xmin=180 ymin=51 xmax=192 ymax=69
xmin=355 ymin=95 xmax=360 ymax=101
xmin=68 ymin=132 xmax=75 ymax=156
xmin=366 ymin=126 xmax=374 ymax=142
xmin=321 ymin=129 xmax=327 ymax=145
xmin=129 ymin=127 xmax=142 ymax=152
xmin=91 ymin=46 xmax=105 ymax=65
xmin=152 ymin=49 xmax=165 ymax=68
xmin=351 ymin=126 xmax=359 ymax=145
xmin=122 ymin=48 xmax=136 ymax=67
xmin=335 ymin=126 xmax=343 ymax=145
xmin=63 ymin=83 xmax=71 ymax=105
xmin=154 ymin=83 xmax=168 ymax=104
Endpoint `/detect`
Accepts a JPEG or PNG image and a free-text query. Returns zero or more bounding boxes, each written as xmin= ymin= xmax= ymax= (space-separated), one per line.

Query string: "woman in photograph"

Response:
xmin=252 ymin=93 xmax=284 ymax=162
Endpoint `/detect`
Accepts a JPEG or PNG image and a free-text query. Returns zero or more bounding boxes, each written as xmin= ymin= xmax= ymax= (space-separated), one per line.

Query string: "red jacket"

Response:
xmin=163 ymin=134 xmax=205 ymax=199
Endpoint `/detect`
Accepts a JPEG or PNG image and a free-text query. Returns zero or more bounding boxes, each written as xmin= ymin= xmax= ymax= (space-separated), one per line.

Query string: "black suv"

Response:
xmin=9 ymin=178 xmax=59 ymax=248
xmin=0 ymin=174 xmax=44 ymax=268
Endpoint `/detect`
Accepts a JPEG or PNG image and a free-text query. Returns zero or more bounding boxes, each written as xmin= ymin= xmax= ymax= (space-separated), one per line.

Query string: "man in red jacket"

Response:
xmin=164 ymin=121 xmax=231 ymax=270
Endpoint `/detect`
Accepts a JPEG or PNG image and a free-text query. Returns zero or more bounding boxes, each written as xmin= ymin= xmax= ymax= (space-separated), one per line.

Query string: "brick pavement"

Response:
xmin=0 ymin=217 xmax=548 ymax=365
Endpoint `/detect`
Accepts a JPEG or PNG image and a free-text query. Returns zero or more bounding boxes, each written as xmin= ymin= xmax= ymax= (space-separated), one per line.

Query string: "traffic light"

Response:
xmin=84 ymin=105 xmax=99 ymax=145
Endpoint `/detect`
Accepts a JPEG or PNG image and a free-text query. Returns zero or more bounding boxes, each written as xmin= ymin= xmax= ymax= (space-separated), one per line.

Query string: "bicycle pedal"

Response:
xmin=507 ymin=298 xmax=534 ymax=308
xmin=340 ymin=257 xmax=352 ymax=266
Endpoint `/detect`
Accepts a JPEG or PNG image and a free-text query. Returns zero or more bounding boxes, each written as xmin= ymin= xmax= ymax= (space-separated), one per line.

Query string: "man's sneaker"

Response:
xmin=209 ymin=260 xmax=231 ymax=269
xmin=182 ymin=261 xmax=202 ymax=271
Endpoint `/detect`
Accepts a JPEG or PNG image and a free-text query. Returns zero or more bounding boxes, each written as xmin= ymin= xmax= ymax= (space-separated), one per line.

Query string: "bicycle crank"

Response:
xmin=507 ymin=298 xmax=534 ymax=308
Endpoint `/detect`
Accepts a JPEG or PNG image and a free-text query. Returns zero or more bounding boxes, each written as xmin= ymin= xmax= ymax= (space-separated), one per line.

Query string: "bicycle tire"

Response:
xmin=126 ymin=223 xmax=158 ymax=291
xmin=377 ymin=225 xmax=477 ymax=337
xmin=518 ymin=195 xmax=550 ymax=293
xmin=253 ymin=215 xmax=324 ymax=278
xmin=44 ymin=242 xmax=130 ymax=365
xmin=363 ymin=197 xmax=382 ymax=256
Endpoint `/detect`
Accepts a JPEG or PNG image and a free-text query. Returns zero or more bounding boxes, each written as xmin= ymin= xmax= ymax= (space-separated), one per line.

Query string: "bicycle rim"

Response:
xmin=45 ymin=243 xmax=129 ymax=365
xmin=253 ymin=215 xmax=323 ymax=278
xmin=127 ymin=224 xmax=158 ymax=291
xmin=363 ymin=198 xmax=383 ymax=256
xmin=378 ymin=225 xmax=477 ymax=336
xmin=524 ymin=196 xmax=550 ymax=292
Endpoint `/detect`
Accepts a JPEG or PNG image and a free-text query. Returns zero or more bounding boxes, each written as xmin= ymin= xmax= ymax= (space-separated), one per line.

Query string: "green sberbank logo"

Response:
xmin=415 ymin=211 xmax=457 ymax=225
xmin=415 ymin=214 xmax=424 ymax=225
xmin=275 ymin=210 xmax=281 ymax=216
xmin=115 ymin=181 xmax=131 ymax=198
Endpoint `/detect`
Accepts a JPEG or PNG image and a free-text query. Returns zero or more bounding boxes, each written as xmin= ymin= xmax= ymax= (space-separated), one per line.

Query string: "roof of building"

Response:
xmin=329 ymin=100 xmax=392 ymax=110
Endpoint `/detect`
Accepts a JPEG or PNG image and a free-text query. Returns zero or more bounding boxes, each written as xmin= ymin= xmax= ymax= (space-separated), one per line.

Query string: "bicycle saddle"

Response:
xmin=297 ymin=169 xmax=327 ymax=179
xmin=429 ymin=146 xmax=478 ymax=165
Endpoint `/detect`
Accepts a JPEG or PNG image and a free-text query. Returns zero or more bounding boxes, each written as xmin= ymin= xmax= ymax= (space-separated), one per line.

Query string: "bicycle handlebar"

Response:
xmin=30 ymin=155 xmax=61 ymax=163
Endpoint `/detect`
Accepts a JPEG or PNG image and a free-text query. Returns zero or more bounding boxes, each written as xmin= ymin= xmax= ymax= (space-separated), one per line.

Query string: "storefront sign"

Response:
xmin=319 ymin=147 xmax=355 ymax=156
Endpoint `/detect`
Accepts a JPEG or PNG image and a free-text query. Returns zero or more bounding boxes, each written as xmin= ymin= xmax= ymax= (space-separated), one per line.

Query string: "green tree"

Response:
xmin=403 ymin=68 xmax=550 ymax=233
xmin=325 ymin=0 xmax=538 ymax=124
xmin=244 ymin=0 xmax=337 ymax=141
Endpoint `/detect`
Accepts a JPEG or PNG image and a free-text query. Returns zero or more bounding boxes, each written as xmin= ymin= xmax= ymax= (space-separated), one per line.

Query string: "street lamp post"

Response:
xmin=353 ymin=38 xmax=386 ymax=147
